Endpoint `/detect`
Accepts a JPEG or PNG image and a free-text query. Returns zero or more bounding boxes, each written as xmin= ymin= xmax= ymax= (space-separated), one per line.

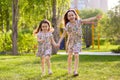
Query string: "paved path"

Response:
xmin=57 ymin=52 xmax=120 ymax=56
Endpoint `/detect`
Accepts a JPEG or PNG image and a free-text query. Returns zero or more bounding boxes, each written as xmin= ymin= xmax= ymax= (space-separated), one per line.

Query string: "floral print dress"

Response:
xmin=36 ymin=32 xmax=53 ymax=57
xmin=64 ymin=20 xmax=82 ymax=53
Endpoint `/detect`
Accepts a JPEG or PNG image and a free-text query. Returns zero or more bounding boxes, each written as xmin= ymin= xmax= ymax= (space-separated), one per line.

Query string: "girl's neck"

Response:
xmin=70 ymin=20 xmax=76 ymax=24
xmin=42 ymin=30 xmax=48 ymax=33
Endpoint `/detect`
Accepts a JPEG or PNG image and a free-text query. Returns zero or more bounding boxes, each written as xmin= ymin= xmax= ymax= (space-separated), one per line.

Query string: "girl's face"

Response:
xmin=41 ymin=23 xmax=49 ymax=32
xmin=67 ymin=11 xmax=76 ymax=22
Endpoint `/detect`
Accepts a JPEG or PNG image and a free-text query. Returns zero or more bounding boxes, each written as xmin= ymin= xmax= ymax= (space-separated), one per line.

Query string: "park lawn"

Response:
xmin=82 ymin=45 xmax=119 ymax=52
xmin=0 ymin=54 xmax=120 ymax=80
xmin=59 ymin=45 xmax=119 ymax=52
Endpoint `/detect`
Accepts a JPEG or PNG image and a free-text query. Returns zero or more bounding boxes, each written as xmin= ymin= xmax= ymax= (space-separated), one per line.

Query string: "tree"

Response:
xmin=0 ymin=0 xmax=70 ymax=54
xmin=100 ymin=0 xmax=120 ymax=44
xmin=51 ymin=0 xmax=70 ymax=54
xmin=12 ymin=0 xmax=19 ymax=55
xmin=52 ymin=0 xmax=59 ymax=54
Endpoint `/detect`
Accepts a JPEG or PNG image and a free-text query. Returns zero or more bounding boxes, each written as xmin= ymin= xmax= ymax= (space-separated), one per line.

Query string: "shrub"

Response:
xmin=18 ymin=31 xmax=37 ymax=54
xmin=0 ymin=31 xmax=12 ymax=53
xmin=111 ymin=46 xmax=120 ymax=53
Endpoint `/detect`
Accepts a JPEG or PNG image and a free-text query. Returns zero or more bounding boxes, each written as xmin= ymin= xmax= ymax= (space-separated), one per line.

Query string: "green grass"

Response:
xmin=0 ymin=54 xmax=120 ymax=80
xmin=59 ymin=45 xmax=119 ymax=52
xmin=82 ymin=45 xmax=119 ymax=52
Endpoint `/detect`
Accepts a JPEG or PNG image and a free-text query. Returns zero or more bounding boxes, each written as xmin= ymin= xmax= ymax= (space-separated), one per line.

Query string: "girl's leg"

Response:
xmin=41 ymin=56 xmax=45 ymax=75
xmin=74 ymin=52 xmax=79 ymax=75
xmin=45 ymin=55 xmax=52 ymax=74
xmin=68 ymin=52 xmax=73 ymax=74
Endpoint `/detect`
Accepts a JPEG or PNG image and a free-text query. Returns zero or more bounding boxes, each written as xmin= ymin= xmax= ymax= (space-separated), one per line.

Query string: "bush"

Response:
xmin=111 ymin=46 xmax=120 ymax=53
xmin=0 ymin=30 xmax=38 ymax=55
xmin=0 ymin=31 xmax=12 ymax=53
xmin=18 ymin=31 xmax=37 ymax=54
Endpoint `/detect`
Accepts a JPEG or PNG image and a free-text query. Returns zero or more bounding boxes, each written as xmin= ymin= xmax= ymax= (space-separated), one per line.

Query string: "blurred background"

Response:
xmin=0 ymin=0 xmax=120 ymax=55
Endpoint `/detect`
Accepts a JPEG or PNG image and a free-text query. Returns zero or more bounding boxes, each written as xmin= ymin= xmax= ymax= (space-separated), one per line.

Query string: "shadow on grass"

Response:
xmin=51 ymin=55 xmax=120 ymax=62
xmin=30 ymin=73 xmax=69 ymax=80
xmin=41 ymin=73 xmax=79 ymax=80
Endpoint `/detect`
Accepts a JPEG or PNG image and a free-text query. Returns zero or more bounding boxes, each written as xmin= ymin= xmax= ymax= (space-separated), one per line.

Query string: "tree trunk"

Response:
xmin=52 ymin=0 xmax=59 ymax=54
xmin=12 ymin=0 xmax=18 ymax=55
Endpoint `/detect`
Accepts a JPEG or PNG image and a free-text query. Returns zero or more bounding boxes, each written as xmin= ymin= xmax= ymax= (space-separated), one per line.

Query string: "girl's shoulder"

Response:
xmin=37 ymin=31 xmax=43 ymax=36
xmin=38 ymin=31 xmax=42 ymax=34
xmin=66 ymin=22 xmax=70 ymax=27
xmin=77 ymin=19 xmax=82 ymax=24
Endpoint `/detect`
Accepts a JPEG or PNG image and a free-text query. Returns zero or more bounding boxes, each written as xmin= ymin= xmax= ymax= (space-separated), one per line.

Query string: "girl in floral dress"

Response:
xmin=58 ymin=9 xmax=101 ymax=76
xmin=34 ymin=19 xmax=57 ymax=75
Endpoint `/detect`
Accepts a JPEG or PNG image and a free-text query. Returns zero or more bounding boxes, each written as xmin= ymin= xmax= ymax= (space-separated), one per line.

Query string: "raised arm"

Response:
xmin=81 ymin=14 xmax=102 ymax=23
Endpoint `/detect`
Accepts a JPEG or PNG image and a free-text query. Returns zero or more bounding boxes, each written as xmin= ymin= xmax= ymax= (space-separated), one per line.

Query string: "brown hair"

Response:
xmin=34 ymin=19 xmax=51 ymax=34
xmin=64 ymin=9 xmax=79 ymax=26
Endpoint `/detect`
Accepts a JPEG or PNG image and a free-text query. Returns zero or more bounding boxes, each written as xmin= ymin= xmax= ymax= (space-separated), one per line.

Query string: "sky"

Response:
xmin=108 ymin=0 xmax=119 ymax=10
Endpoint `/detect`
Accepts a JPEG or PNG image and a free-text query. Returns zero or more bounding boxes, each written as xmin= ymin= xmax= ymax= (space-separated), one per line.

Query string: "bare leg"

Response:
xmin=45 ymin=55 xmax=52 ymax=74
xmin=41 ymin=56 xmax=45 ymax=75
xmin=68 ymin=52 xmax=73 ymax=74
xmin=74 ymin=53 xmax=79 ymax=76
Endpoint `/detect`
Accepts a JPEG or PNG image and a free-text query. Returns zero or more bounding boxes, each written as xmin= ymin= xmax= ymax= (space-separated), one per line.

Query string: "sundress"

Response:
xmin=36 ymin=32 xmax=53 ymax=57
xmin=64 ymin=20 xmax=82 ymax=53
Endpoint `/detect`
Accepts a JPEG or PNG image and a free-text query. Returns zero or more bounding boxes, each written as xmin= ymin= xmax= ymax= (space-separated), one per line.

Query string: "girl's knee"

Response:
xmin=74 ymin=53 xmax=79 ymax=57
xmin=45 ymin=55 xmax=50 ymax=60
xmin=68 ymin=53 xmax=73 ymax=58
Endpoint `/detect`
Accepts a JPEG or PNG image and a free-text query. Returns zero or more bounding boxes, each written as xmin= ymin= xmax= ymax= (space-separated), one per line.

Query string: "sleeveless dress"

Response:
xmin=36 ymin=32 xmax=53 ymax=57
xmin=64 ymin=20 xmax=82 ymax=53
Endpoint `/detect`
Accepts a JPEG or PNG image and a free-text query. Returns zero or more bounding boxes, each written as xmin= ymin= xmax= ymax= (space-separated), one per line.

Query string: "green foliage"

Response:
xmin=111 ymin=46 xmax=120 ymax=53
xmin=0 ymin=0 xmax=70 ymax=54
xmin=0 ymin=31 xmax=12 ymax=52
xmin=0 ymin=30 xmax=38 ymax=54
xmin=94 ymin=39 xmax=106 ymax=45
xmin=18 ymin=30 xmax=37 ymax=54
xmin=79 ymin=9 xmax=102 ymax=19
xmin=99 ymin=1 xmax=120 ymax=42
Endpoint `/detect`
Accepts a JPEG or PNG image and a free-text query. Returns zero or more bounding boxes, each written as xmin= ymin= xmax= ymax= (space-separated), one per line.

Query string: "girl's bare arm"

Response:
xmin=81 ymin=14 xmax=102 ymax=23
xmin=51 ymin=37 xmax=57 ymax=47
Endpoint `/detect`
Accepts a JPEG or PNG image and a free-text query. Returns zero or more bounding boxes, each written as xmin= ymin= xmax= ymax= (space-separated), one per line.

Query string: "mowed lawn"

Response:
xmin=0 ymin=54 xmax=120 ymax=80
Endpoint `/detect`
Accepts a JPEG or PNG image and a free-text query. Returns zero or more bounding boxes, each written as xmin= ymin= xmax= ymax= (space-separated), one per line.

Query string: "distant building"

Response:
xmin=71 ymin=0 xmax=108 ymax=12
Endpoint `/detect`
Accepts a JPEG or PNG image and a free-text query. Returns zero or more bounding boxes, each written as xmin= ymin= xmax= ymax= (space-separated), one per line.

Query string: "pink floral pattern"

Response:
xmin=64 ymin=20 xmax=82 ymax=53
xmin=36 ymin=32 xmax=53 ymax=57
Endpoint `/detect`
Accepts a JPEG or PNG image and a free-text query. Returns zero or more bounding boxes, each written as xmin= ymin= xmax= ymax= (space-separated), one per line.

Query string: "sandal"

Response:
xmin=48 ymin=70 xmax=52 ymax=75
xmin=73 ymin=71 xmax=79 ymax=77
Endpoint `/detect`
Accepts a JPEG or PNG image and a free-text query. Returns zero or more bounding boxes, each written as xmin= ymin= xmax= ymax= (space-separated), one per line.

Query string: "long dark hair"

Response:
xmin=34 ymin=19 xmax=51 ymax=34
xmin=64 ymin=9 xmax=79 ymax=26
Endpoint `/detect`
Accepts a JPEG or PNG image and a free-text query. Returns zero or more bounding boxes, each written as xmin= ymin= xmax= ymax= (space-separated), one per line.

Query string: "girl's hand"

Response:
xmin=54 ymin=43 xmax=60 ymax=49
xmin=56 ymin=43 xmax=60 ymax=48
